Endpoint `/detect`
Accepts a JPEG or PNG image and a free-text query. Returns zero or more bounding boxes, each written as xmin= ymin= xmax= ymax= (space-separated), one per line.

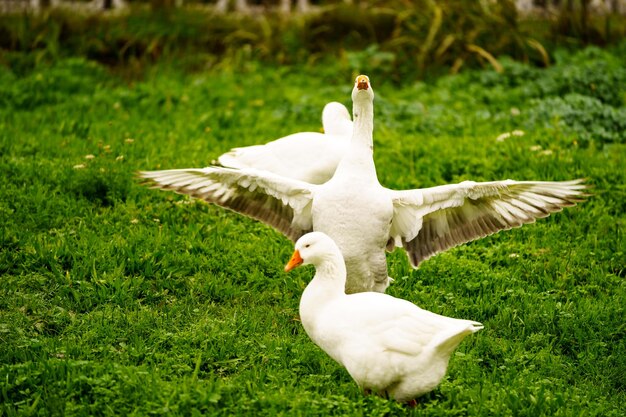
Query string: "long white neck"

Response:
xmin=333 ymin=95 xmax=377 ymax=180
xmin=299 ymin=253 xmax=347 ymax=319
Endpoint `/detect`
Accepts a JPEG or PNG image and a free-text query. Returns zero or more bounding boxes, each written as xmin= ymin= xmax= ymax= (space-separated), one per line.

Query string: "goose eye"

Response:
xmin=304 ymin=244 xmax=310 ymax=248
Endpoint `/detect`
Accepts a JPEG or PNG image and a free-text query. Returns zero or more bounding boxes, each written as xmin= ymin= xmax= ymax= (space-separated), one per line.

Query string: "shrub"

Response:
xmin=525 ymin=94 xmax=626 ymax=147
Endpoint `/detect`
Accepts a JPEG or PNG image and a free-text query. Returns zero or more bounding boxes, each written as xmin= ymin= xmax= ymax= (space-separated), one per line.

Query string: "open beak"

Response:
xmin=356 ymin=75 xmax=369 ymax=91
xmin=284 ymin=249 xmax=303 ymax=272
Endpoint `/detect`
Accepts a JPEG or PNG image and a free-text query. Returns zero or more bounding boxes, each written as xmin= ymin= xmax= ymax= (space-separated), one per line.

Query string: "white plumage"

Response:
xmin=215 ymin=102 xmax=352 ymax=184
xmin=285 ymin=232 xmax=483 ymax=402
xmin=140 ymin=75 xmax=587 ymax=293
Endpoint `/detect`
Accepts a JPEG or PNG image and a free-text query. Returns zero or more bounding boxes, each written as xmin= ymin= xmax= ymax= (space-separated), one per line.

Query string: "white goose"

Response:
xmin=285 ymin=232 xmax=483 ymax=402
xmin=215 ymin=102 xmax=352 ymax=184
xmin=140 ymin=75 xmax=587 ymax=294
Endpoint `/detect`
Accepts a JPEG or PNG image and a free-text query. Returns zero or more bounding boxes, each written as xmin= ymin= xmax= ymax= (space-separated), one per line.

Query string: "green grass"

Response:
xmin=1 ymin=44 xmax=625 ymax=416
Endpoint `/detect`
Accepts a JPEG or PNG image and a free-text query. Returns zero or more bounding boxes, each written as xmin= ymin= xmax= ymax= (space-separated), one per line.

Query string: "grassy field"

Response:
xmin=1 ymin=43 xmax=625 ymax=416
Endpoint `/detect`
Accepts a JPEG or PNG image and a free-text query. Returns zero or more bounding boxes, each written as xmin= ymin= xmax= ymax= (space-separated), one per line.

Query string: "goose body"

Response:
xmin=216 ymin=102 xmax=352 ymax=184
xmin=310 ymin=77 xmax=393 ymax=291
xmin=140 ymin=75 xmax=587 ymax=293
xmin=285 ymin=232 xmax=483 ymax=401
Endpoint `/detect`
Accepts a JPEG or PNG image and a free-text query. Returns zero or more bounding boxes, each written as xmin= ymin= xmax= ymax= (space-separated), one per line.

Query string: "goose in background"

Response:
xmin=215 ymin=102 xmax=352 ymax=184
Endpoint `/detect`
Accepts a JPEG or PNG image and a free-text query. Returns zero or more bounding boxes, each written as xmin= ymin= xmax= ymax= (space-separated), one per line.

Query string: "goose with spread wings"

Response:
xmin=140 ymin=75 xmax=587 ymax=294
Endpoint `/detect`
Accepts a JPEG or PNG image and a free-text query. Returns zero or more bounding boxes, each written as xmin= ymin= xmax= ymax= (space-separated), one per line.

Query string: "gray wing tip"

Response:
xmin=469 ymin=322 xmax=484 ymax=332
xmin=135 ymin=170 xmax=161 ymax=187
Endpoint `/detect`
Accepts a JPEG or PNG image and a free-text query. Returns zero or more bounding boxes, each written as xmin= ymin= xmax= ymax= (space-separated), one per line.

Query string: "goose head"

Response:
xmin=284 ymin=232 xmax=342 ymax=272
xmin=351 ymin=75 xmax=374 ymax=104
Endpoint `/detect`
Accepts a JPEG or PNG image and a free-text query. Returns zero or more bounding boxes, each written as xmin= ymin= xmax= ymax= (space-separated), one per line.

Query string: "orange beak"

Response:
xmin=356 ymin=75 xmax=369 ymax=90
xmin=284 ymin=249 xmax=303 ymax=272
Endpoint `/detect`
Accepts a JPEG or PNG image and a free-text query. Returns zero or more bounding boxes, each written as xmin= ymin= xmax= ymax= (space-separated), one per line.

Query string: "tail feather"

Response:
xmin=432 ymin=320 xmax=483 ymax=355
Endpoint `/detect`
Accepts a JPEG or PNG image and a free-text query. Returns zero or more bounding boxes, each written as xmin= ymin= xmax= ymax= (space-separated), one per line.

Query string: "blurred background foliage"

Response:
xmin=1 ymin=0 xmax=625 ymax=81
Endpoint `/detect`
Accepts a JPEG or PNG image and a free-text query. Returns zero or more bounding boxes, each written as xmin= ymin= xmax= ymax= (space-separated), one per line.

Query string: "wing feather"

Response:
xmin=139 ymin=167 xmax=316 ymax=241
xmin=390 ymin=179 xmax=588 ymax=267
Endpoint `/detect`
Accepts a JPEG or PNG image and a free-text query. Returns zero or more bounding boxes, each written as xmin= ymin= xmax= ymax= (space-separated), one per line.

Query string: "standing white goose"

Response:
xmin=140 ymin=75 xmax=587 ymax=293
xmin=310 ymin=75 xmax=393 ymax=292
xmin=285 ymin=232 xmax=483 ymax=402
xmin=215 ymin=102 xmax=352 ymax=184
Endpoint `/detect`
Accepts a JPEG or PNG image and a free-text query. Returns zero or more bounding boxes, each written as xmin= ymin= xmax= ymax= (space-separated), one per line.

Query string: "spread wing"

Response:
xmin=389 ymin=179 xmax=588 ymax=267
xmin=138 ymin=167 xmax=316 ymax=242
